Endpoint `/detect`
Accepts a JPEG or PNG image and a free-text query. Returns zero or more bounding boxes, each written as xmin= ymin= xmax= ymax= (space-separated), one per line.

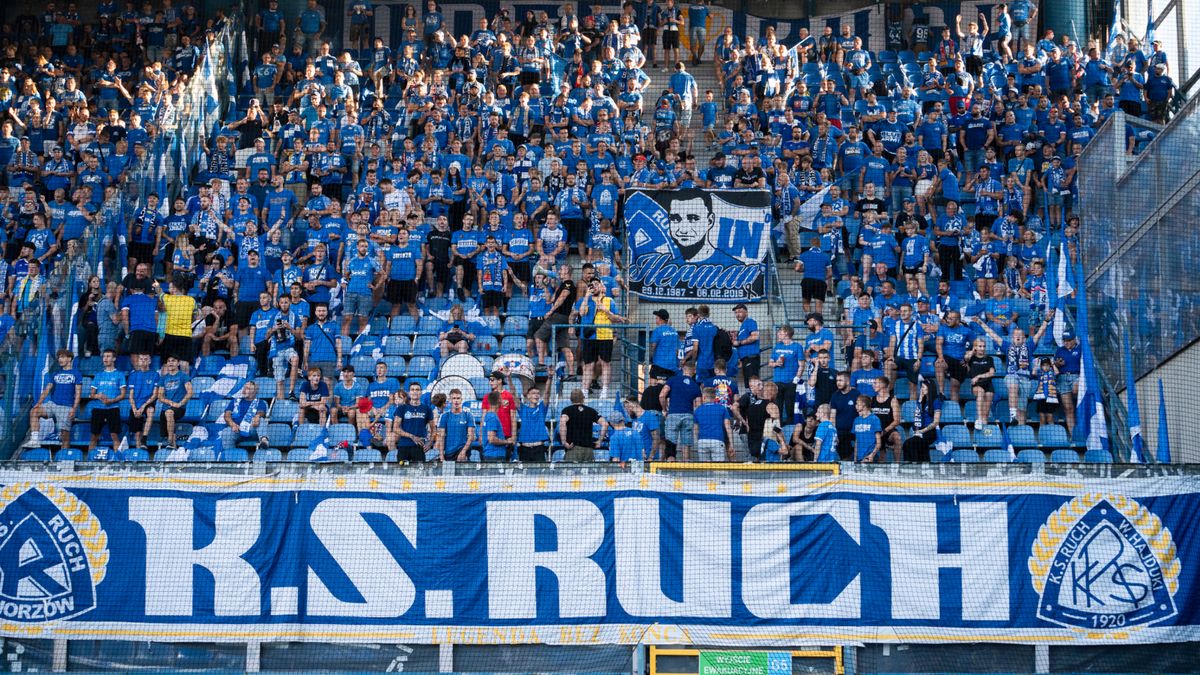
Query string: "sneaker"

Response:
xmin=24 ymin=432 xmax=40 ymax=447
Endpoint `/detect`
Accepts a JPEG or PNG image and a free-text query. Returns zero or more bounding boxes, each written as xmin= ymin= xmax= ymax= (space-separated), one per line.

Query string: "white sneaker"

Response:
xmin=599 ymin=387 xmax=609 ymax=400
xmin=25 ymin=431 xmax=40 ymax=447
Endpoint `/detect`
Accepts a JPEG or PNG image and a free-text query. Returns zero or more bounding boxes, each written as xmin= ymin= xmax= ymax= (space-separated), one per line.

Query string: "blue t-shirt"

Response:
xmin=516 ymin=401 xmax=549 ymax=443
xmin=158 ymin=370 xmax=191 ymax=404
xmin=771 ymin=342 xmax=801 ymax=382
xmin=90 ymin=369 xmax=126 ymax=409
xmin=333 ymin=379 xmax=367 ymax=406
xmin=345 ymin=254 xmax=379 ymax=295
xmin=665 ymin=374 xmax=701 ymax=414
xmin=440 ymin=409 xmax=475 ymax=455
xmin=853 ymin=414 xmax=882 ymax=460
xmin=128 ymin=370 xmax=160 ymax=408
xmin=798 ymin=248 xmax=832 ymax=279
xmin=608 ymin=427 xmax=641 ymax=462
xmin=815 ymin=420 xmax=839 ymax=462
xmin=482 ymin=411 xmax=507 ymax=459
xmin=650 ymin=325 xmax=680 ymax=371
xmin=121 ymin=293 xmax=158 ymax=333
xmin=693 ymin=402 xmax=729 ymax=442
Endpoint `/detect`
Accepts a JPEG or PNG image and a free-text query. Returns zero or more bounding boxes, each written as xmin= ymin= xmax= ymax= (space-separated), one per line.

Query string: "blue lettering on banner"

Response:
xmin=0 ymin=474 xmax=1194 ymax=645
xmin=626 ymin=189 xmax=772 ymax=302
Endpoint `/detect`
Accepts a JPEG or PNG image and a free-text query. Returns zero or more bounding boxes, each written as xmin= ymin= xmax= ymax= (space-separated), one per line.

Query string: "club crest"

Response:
xmin=1030 ymin=494 xmax=1180 ymax=631
xmin=0 ymin=484 xmax=108 ymax=623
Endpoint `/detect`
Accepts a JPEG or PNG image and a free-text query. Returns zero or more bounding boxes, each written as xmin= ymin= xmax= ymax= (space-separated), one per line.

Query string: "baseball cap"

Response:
xmin=903 ymin=196 xmax=916 ymax=204
xmin=653 ymin=309 xmax=670 ymax=321
xmin=1062 ymin=330 xmax=1076 ymax=341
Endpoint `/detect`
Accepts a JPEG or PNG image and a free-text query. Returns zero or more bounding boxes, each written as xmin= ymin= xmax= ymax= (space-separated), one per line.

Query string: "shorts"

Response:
xmin=159 ymin=404 xmax=185 ymax=428
xmin=343 ymin=292 xmax=373 ymax=317
xmin=664 ymin=412 xmax=694 ymax=447
xmin=1005 ymin=374 xmax=1035 ymax=407
xmin=895 ymin=357 xmax=920 ymax=383
xmin=233 ymin=300 xmax=257 ymax=327
xmin=1057 ymin=373 xmax=1079 ymax=394
xmin=581 ymin=339 xmax=614 ymax=364
xmin=695 ymin=438 xmax=725 ymax=462
xmin=972 ymin=377 xmax=994 ymax=394
xmin=386 ymin=279 xmax=417 ymax=305
xmin=801 ymin=278 xmax=827 ymax=301
xmin=517 ymin=443 xmax=548 ymax=462
xmin=662 ymin=29 xmax=680 ymax=49
xmin=762 ymin=438 xmax=782 ymax=462
xmin=129 ymin=241 xmax=155 ymax=265
xmin=482 ymin=290 xmax=506 ymax=311
xmin=128 ymin=329 xmax=158 ymax=356
xmin=160 ymin=334 xmax=195 ymax=365
xmin=527 ymin=317 xmax=544 ymax=341
xmin=641 ymin=27 xmax=658 ymax=46
xmin=916 ymin=179 xmax=934 ymax=196
xmin=1036 ymin=399 xmax=1059 ymax=415
xmin=301 ymin=406 xmax=323 ymax=424
xmin=534 ymin=314 xmax=568 ymax=343
xmin=273 ymin=347 xmax=298 ymax=382
xmin=91 ymin=407 xmax=122 ymax=436
xmin=41 ymin=401 xmax=74 ymax=432
xmin=944 ymin=358 xmax=969 ymax=382
xmin=650 ymin=364 xmax=677 ymax=379
xmin=129 ymin=406 xmax=154 ymax=431
xmin=902 ymin=263 xmax=924 ymax=275
xmin=394 ymin=445 xmax=424 ymax=463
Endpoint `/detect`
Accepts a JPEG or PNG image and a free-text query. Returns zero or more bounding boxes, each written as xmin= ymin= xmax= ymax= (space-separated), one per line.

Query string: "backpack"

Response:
xmin=712 ymin=326 xmax=734 ymax=363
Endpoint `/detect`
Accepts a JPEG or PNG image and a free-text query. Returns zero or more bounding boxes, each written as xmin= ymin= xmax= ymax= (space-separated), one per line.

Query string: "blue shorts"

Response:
xmin=1057 ymin=373 xmax=1079 ymax=394
xmin=343 ymin=292 xmax=373 ymax=317
xmin=762 ymin=439 xmax=782 ymax=462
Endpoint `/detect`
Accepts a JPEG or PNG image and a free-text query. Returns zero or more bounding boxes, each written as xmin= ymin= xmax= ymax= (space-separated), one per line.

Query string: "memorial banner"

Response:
xmin=625 ymin=189 xmax=772 ymax=302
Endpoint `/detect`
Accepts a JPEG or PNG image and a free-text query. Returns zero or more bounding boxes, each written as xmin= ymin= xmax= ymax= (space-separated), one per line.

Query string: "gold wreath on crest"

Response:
xmin=1029 ymin=493 xmax=1179 ymax=597
xmin=0 ymin=483 xmax=110 ymax=586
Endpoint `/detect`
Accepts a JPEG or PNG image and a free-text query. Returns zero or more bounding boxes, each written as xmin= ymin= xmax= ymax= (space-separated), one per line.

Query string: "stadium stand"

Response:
xmin=0 ymin=0 xmax=1184 ymax=467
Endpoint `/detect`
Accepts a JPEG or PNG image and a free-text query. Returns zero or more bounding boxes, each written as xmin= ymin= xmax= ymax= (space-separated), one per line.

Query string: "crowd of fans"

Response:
xmin=6 ymin=0 xmax=1174 ymax=462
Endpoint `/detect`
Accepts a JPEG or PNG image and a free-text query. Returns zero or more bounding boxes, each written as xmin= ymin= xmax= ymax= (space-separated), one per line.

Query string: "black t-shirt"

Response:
xmin=561 ymin=404 xmax=600 ymax=447
xmin=856 ymin=197 xmax=888 ymax=219
xmin=641 ymin=383 xmax=664 ymax=412
xmin=427 ymin=229 xmax=452 ymax=261
xmin=734 ymin=166 xmax=766 ymax=187
xmin=738 ymin=393 xmax=769 ymax=439
xmin=551 ymin=280 xmax=577 ymax=318
xmin=967 ymin=354 xmax=995 ymax=380
xmin=811 ymin=366 xmax=837 ymax=406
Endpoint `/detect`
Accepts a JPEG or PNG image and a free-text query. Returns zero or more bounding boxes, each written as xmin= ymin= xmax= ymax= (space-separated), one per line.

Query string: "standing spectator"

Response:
xmin=852 ymin=395 xmax=883 ymax=462
xmin=120 ymin=280 xmax=159 ymax=356
xmin=1054 ymin=330 xmax=1082 ymax=434
xmin=297 ymin=0 xmax=326 ymax=56
xmin=659 ymin=361 xmax=701 ymax=460
xmin=481 ymin=391 xmax=514 ymax=462
xmin=829 ymin=371 xmax=861 ymax=460
xmin=88 ymin=349 xmax=126 ymax=451
xmin=692 ymin=386 xmax=733 ymax=461
xmin=559 ymin=388 xmax=605 ymax=462
xmin=769 ymin=325 xmax=801 ymax=425
xmin=965 ymin=338 xmax=997 ymax=429
xmin=648 ymin=309 xmax=680 ymax=379
xmin=515 ymin=386 xmax=550 ymax=462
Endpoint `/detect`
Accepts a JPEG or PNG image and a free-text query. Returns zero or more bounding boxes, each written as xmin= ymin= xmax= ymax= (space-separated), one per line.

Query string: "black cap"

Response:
xmin=653 ymin=309 xmax=670 ymax=321
xmin=713 ymin=151 xmax=726 ymax=159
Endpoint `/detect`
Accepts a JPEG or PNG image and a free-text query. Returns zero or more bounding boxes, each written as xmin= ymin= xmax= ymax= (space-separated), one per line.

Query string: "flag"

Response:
xmin=1002 ymin=423 xmax=1016 ymax=461
xmin=1106 ymin=0 xmax=1123 ymax=55
xmin=1124 ymin=333 xmax=1147 ymax=463
xmin=1050 ymin=239 xmax=1073 ymax=346
xmin=794 ymin=185 xmax=833 ymax=232
xmin=1157 ymin=378 xmax=1170 ymax=463
xmin=1144 ymin=0 xmax=1154 ymax=54
xmin=1072 ymin=267 xmax=1109 ymax=455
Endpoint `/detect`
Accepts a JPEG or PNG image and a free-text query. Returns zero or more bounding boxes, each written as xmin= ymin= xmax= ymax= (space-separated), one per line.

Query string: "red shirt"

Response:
xmin=481 ymin=389 xmax=517 ymax=437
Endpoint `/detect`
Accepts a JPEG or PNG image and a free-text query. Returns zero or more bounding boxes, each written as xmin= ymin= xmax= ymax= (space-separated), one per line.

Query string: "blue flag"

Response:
xmin=1072 ymin=264 xmax=1110 ymax=456
xmin=1145 ymin=0 xmax=1154 ymax=54
xmin=1124 ymin=333 xmax=1147 ymax=463
xmin=1157 ymin=379 xmax=1171 ymax=463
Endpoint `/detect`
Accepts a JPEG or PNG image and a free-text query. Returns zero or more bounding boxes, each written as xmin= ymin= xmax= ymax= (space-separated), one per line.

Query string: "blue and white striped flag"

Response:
xmin=1073 ymin=265 xmax=1109 ymax=455
xmin=1124 ymin=332 xmax=1147 ymax=462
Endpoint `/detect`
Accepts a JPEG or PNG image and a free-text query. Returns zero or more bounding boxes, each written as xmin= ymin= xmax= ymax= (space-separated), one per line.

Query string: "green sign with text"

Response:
xmin=697 ymin=651 xmax=791 ymax=675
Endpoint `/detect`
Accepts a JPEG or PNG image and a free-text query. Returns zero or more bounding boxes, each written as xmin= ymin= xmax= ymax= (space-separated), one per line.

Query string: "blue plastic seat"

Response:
xmin=1050 ymin=449 xmax=1081 ymax=463
xmin=500 ymin=335 xmax=526 ymax=352
xmin=125 ymin=448 xmax=150 ymax=462
xmin=942 ymin=424 xmax=972 ymax=449
xmin=982 ymin=449 xmax=1013 ymax=463
xmin=218 ymin=447 xmax=250 ymax=462
xmin=951 ymin=449 xmax=981 ymax=463
xmin=475 ymin=335 xmax=498 ymax=352
xmin=413 ymin=335 xmax=440 ymax=355
xmin=353 ymin=448 xmax=383 ymax=462
xmin=205 ymin=401 xmax=230 ymax=423
xmin=1017 ymin=449 xmax=1047 ymax=463
xmin=1084 ymin=449 xmax=1113 ymax=463
xmin=253 ymin=448 xmax=283 ymax=462
xmin=1038 ymin=424 xmax=1070 ymax=448
xmin=264 ymin=423 xmax=292 ymax=448
xmin=383 ymin=355 xmax=407 ymax=376
xmin=940 ymin=401 xmax=964 ymax=424
xmin=328 ymin=423 xmax=357 ymax=445
xmin=188 ymin=446 xmax=216 ymax=462
xmin=973 ymin=424 xmax=1003 ymax=449
xmin=390 ymin=315 xmax=418 ymax=334
xmin=1009 ymin=425 xmax=1037 ymax=448
xmin=408 ymin=356 xmax=436 ymax=379
xmin=87 ymin=447 xmax=116 ymax=461
xmin=385 ymin=336 xmax=412 ymax=355
xmin=56 ymin=448 xmax=84 ymax=461
xmin=197 ymin=356 xmax=227 ymax=377
xmin=506 ymin=296 xmax=530 ymax=316
xmin=502 ymin=316 xmax=529 ymax=335
xmin=254 ymin=376 xmax=277 ymax=399
xmin=270 ymin=400 xmax=299 ymax=423
xmin=901 ymin=400 xmax=918 ymax=424
xmin=292 ymin=424 xmax=324 ymax=448
xmin=20 ymin=448 xmax=52 ymax=461
xmin=286 ymin=448 xmax=314 ymax=461
xmin=350 ymin=354 xmax=377 ymax=374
